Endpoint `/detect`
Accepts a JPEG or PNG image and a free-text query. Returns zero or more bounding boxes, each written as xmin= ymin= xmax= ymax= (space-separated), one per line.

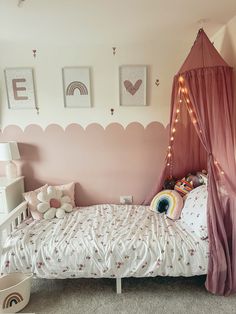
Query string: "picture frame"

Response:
xmin=119 ymin=65 xmax=147 ymax=106
xmin=4 ymin=67 xmax=37 ymax=110
xmin=62 ymin=67 xmax=91 ymax=108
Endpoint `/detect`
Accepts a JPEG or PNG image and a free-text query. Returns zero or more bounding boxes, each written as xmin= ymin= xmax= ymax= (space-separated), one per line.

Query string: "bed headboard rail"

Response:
xmin=0 ymin=201 xmax=29 ymax=251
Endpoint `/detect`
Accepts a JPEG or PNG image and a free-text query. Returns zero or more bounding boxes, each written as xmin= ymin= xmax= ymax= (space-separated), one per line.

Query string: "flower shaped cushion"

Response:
xmin=37 ymin=186 xmax=73 ymax=219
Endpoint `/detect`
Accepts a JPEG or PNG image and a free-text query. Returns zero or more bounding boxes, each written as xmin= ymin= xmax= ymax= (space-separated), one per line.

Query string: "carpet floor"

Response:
xmin=21 ymin=276 xmax=236 ymax=314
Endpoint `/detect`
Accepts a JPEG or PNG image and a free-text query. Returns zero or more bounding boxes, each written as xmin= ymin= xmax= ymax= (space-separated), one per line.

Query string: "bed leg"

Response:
xmin=116 ymin=277 xmax=122 ymax=294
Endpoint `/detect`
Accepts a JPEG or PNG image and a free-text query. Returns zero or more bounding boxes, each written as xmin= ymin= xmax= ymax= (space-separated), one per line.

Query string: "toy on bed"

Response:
xmin=174 ymin=179 xmax=193 ymax=197
xmin=196 ymin=170 xmax=208 ymax=185
xmin=163 ymin=177 xmax=177 ymax=190
xmin=185 ymin=170 xmax=208 ymax=188
xmin=174 ymin=170 xmax=208 ymax=198
xmin=150 ymin=189 xmax=183 ymax=220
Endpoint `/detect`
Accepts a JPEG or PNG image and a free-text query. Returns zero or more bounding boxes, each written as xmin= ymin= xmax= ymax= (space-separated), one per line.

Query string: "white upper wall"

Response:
xmin=1 ymin=0 xmax=236 ymax=129
xmin=0 ymin=40 xmax=183 ymax=129
xmin=212 ymin=14 xmax=236 ymax=149
xmin=212 ymin=15 xmax=236 ymax=67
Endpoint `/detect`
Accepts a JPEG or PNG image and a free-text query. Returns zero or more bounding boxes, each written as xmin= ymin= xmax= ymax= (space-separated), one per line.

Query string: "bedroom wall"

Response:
xmin=0 ymin=23 xmax=187 ymax=204
xmin=212 ymin=15 xmax=236 ymax=151
xmin=0 ymin=122 xmax=168 ymax=205
xmin=212 ymin=15 xmax=236 ymax=68
xmin=1 ymin=30 xmax=231 ymax=204
xmin=0 ymin=40 xmax=176 ymax=205
xmin=0 ymin=5 xmax=225 ymax=205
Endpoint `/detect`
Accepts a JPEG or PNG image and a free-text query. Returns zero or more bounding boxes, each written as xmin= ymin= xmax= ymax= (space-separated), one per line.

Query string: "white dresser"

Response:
xmin=0 ymin=176 xmax=24 ymax=215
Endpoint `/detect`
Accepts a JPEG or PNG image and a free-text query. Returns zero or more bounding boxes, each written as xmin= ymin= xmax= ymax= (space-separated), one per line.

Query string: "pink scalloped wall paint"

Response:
xmin=0 ymin=122 xmax=168 ymax=205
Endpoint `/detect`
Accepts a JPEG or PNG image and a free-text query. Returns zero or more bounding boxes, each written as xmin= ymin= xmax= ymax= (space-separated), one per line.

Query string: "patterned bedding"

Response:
xmin=0 ymin=204 xmax=209 ymax=278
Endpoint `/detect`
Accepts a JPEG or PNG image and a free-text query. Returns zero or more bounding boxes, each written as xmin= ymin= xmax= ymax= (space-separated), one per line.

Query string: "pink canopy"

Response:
xmin=145 ymin=29 xmax=236 ymax=295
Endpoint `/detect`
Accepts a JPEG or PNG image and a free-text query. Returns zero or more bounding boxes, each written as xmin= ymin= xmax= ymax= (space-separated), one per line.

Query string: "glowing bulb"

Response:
xmin=186 ymin=99 xmax=190 ymax=103
xmin=172 ymin=128 xmax=176 ymax=133
xmin=176 ymin=109 xmax=180 ymax=113
xmin=221 ymin=171 xmax=225 ymax=175
xmin=170 ymin=136 xmax=174 ymax=141
xmin=178 ymin=76 xmax=184 ymax=83
xmin=214 ymin=161 xmax=218 ymax=165
xmin=168 ymin=146 xmax=171 ymax=149
xmin=175 ymin=119 xmax=178 ymax=123
xmin=189 ymin=109 xmax=193 ymax=113
xmin=181 ymin=88 xmax=185 ymax=93
xmin=167 ymin=163 xmax=170 ymax=166
xmin=193 ymin=119 xmax=197 ymax=124
xmin=168 ymin=153 xmax=171 ymax=157
xmin=179 ymin=99 xmax=182 ymax=103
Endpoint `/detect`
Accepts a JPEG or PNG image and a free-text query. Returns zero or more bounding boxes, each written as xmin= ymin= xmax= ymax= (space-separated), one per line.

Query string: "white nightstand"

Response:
xmin=0 ymin=176 xmax=24 ymax=215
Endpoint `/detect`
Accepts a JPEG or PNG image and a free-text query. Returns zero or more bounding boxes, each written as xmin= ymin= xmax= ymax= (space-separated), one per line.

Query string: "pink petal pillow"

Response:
xmin=53 ymin=182 xmax=75 ymax=207
xmin=23 ymin=184 xmax=48 ymax=220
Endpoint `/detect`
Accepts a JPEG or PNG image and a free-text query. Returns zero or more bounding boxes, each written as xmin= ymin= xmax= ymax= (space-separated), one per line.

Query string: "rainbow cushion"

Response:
xmin=150 ymin=190 xmax=183 ymax=220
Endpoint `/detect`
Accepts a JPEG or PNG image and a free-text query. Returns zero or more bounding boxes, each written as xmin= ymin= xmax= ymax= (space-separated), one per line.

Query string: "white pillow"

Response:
xmin=180 ymin=185 xmax=208 ymax=239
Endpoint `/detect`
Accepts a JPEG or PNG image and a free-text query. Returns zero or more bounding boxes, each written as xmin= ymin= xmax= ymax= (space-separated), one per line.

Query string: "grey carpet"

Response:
xmin=21 ymin=276 xmax=236 ymax=314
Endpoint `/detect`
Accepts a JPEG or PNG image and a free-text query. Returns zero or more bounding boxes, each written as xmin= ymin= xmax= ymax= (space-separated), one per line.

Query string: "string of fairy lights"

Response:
xmin=165 ymin=75 xmax=225 ymax=178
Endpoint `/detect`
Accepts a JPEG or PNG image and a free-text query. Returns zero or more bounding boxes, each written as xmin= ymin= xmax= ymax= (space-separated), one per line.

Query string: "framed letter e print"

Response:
xmin=4 ymin=68 xmax=37 ymax=109
xmin=62 ymin=67 xmax=91 ymax=108
xmin=119 ymin=65 xmax=147 ymax=106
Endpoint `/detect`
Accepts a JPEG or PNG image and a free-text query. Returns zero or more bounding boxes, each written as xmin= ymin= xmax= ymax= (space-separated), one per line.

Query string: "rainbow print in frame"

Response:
xmin=62 ymin=67 xmax=91 ymax=108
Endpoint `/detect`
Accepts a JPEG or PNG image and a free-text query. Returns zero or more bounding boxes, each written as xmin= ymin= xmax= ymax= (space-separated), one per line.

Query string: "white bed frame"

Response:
xmin=0 ymin=201 xmax=122 ymax=294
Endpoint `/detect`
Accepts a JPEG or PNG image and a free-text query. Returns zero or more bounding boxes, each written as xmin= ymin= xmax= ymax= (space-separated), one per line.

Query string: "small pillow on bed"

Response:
xmin=53 ymin=182 xmax=75 ymax=207
xmin=23 ymin=184 xmax=48 ymax=220
xmin=150 ymin=190 xmax=183 ymax=220
xmin=23 ymin=182 xmax=75 ymax=220
xmin=37 ymin=185 xmax=73 ymax=219
xmin=180 ymin=184 xmax=208 ymax=239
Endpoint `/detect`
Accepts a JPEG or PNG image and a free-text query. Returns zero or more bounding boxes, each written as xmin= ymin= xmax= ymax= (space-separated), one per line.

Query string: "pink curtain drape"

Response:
xmin=144 ymin=29 xmax=236 ymax=295
xmin=183 ymin=66 xmax=236 ymax=295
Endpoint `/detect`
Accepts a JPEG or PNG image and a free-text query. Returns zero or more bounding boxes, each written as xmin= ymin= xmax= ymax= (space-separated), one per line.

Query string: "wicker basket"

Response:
xmin=0 ymin=272 xmax=33 ymax=313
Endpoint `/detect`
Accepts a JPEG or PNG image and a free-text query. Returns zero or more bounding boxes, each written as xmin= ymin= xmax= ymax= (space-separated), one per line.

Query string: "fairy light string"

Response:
xmin=166 ymin=79 xmax=182 ymax=177
xmin=166 ymin=75 xmax=225 ymax=178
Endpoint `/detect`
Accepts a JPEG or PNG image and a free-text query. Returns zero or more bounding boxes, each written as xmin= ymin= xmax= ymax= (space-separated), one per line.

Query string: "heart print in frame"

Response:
xmin=119 ymin=65 xmax=147 ymax=106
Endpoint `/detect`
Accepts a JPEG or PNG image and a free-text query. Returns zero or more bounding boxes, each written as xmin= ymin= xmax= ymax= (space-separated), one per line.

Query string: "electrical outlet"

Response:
xmin=120 ymin=195 xmax=133 ymax=205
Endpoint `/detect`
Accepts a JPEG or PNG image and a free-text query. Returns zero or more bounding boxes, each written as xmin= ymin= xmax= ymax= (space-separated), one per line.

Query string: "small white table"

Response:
xmin=0 ymin=176 xmax=24 ymax=214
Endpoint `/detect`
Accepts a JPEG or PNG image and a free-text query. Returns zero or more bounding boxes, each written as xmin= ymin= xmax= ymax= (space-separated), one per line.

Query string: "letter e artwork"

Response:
xmin=5 ymin=68 xmax=37 ymax=109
